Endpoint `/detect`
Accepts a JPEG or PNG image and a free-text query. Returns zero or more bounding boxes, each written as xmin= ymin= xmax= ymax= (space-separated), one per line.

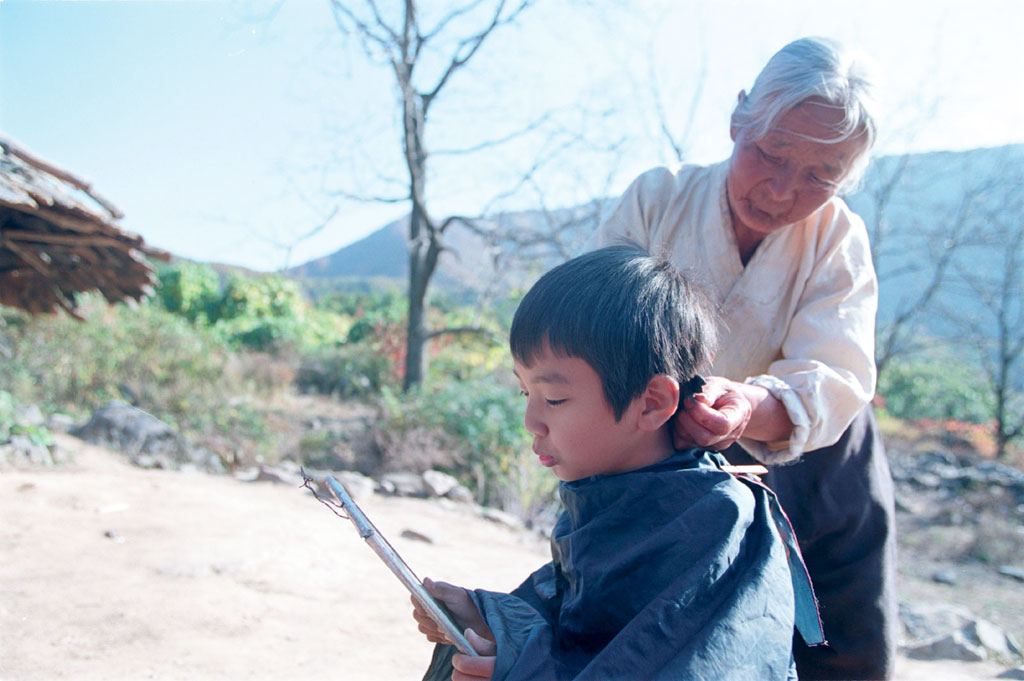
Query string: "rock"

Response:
xmin=400 ymin=529 xmax=433 ymax=543
xmin=964 ymin=618 xmax=1023 ymax=660
xmin=446 ymin=485 xmax=474 ymax=504
xmin=71 ymin=401 xmax=187 ymax=461
xmin=480 ymin=507 xmax=525 ymax=530
xmin=903 ymin=629 xmax=987 ymax=662
xmin=900 ymin=602 xmax=1023 ymax=664
xmin=998 ymin=565 xmax=1024 ymax=583
xmin=45 ymin=413 xmax=77 ymax=433
xmin=252 ymin=465 xmax=305 ymax=487
xmin=900 ymin=600 xmax=974 ymax=641
xmin=379 ymin=472 xmax=428 ymax=498
xmin=233 ymin=467 xmax=261 ymax=482
xmin=422 ymin=470 xmax=460 ymax=498
xmin=931 ymin=568 xmax=958 ymax=585
xmin=334 ymin=471 xmax=375 ymax=500
xmin=12 ymin=403 xmax=44 ymax=428
xmin=9 ymin=434 xmax=53 ymax=466
xmin=998 ymin=666 xmax=1024 ymax=679
xmin=70 ymin=401 xmax=224 ymax=474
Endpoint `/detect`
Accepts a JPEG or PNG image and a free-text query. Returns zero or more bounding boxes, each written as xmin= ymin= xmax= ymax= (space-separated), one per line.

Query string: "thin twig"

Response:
xmin=300 ymin=468 xmax=349 ymax=520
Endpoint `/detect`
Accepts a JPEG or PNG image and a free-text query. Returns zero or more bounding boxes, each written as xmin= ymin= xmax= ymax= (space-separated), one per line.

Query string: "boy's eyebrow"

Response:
xmin=512 ymin=367 xmax=570 ymax=384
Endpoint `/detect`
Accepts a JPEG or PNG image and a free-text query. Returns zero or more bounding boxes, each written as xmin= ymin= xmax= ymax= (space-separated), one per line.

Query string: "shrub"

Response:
xmin=878 ymin=354 xmax=993 ymax=424
xmin=376 ymin=373 xmax=557 ymax=517
xmin=156 ymin=262 xmax=350 ymax=354
xmin=155 ymin=261 xmax=221 ymax=323
xmin=0 ymin=298 xmax=273 ymax=461
xmin=0 ymin=391 xmax=54 ymax=447
xmin=295 ymin=344 xmax=395 ymax=399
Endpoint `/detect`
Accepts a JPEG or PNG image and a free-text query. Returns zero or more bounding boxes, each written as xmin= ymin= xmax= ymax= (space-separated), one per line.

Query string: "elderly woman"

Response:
xmin=597 ymin=37 xmax=896 ymax=681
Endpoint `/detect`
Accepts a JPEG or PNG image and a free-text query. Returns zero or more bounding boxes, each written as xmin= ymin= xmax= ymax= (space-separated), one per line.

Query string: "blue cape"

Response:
xmin=425 ymin=450 xmax=818 ymax=681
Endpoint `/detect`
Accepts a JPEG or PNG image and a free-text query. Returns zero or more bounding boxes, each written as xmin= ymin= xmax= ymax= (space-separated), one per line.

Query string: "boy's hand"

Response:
xmin=452 ymin=628 xmax=497 ymax=681
xmin=411 ymin=578 xmax=494 ymax=644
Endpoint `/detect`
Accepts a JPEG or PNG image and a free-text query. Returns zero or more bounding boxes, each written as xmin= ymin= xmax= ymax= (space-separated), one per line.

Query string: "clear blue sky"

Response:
xmin=2 ymin=0 xmax=1022 ymax=272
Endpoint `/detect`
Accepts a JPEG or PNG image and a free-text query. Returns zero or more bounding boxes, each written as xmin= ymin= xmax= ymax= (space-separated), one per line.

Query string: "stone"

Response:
xmin=71 ymin=401 xmax=187 ymax=460
xmin=446 ymin=485 xmax=474 ymax=504
xmin=900 ymin=600 xmax=974 ymax=642
xmin=998 ymin=666 xmax=1024 ymax=679
xmin=422 ymin=470 xmax=460 ymax=498
xmin=252 ymin=465 xmax=305 ymax=487
xmin=334 ymin=471 xmax=376 ymax=500
xmin=480 ymin=507 xmax=525 ymax=530
xmin=400 ymin=529 xmax=433 ymax=543
xmin=9 ymin=434 xmax=53 ymax=466
xmin=931 ymin=568 xmax=957 ymax=585
xmin=379 ymin=471 xmax=428 ymax=498
xmin=964 ymin=618 xmax=1023 ymax=660
xmin=13 ymin=403 xmax=44 ymax=427
xmin=46 ymin=413 xmax=77 ymax=433
xmin=998 ymin=565 xmax=1024 ymax=583
xmin=903 ymin=630 xmax=987 ymax=662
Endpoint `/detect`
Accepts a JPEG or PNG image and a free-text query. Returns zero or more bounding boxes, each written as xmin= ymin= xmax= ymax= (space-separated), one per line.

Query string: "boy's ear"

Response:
xmin=637 ymin=374 xmax=680 ymax=432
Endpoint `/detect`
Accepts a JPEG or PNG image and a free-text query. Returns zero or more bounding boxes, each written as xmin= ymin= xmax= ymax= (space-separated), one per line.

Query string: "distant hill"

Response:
xmin=284 ymin=204 xmax=598 ymax=298
xmin=284 ymin=145 xmax=1024 ymax=335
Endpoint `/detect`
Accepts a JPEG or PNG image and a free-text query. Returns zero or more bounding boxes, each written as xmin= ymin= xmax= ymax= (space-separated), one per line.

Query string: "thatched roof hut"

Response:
xmin=0 ymin=136 xmax=169 ymax=318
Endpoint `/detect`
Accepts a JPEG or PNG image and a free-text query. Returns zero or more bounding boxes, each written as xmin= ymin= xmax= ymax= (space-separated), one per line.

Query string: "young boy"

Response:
xmin=413 ymin=246 xmax=821 ymax=681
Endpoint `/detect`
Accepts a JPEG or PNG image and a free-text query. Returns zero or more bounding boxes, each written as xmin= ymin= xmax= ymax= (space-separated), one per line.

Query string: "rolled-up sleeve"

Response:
xmin=741 ymin=212 xmax=877 ymax=464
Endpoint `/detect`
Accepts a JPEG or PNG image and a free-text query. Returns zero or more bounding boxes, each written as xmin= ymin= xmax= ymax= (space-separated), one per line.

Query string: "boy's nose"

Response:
xmin=523 ymin=403 xmax=547 ymax=437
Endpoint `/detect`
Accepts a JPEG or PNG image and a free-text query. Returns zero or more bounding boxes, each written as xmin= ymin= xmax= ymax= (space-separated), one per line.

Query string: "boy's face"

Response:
xmin=513 ymin=341 xmax=656 ymax=482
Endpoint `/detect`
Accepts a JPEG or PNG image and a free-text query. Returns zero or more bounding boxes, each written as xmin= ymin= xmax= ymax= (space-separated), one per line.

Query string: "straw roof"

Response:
xmin=0 ymin=136 xmax=169 ymax=318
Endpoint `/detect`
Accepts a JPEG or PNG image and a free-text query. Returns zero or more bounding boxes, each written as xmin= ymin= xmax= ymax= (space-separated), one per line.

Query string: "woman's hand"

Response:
xmin=674 ymin=376 xmax=752 ymax=451
xmin=674 ymin=376 xmax=793 ymax=451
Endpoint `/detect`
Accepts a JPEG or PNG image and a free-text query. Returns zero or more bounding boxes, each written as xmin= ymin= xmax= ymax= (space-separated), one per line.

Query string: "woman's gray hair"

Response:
xmin=732 ymin=36 xmax=878 ymax=192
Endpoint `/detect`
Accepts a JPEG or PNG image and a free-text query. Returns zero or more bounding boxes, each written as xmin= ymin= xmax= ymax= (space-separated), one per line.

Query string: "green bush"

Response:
xmin=377 ymin=373 xmax=557 ymax=516
xmin=295 ymin=344 xmax=395 ymax=399
xmin=878 ymin=354 xmax=993 ymax=423
xmin=155 ymin=261 xmax=221 ymax=323
xmin=156 ymin=262 xmax=349 ymax=354
xmin=0 ymin=391 xmax=54 ymax=447
xmin=0 ymin=298 xmax=273 ymax=461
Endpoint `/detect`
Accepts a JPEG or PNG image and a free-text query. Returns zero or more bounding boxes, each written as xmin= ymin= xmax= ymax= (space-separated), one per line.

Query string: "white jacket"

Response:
xmin=598 ymin=161 xmax=877 ymax=464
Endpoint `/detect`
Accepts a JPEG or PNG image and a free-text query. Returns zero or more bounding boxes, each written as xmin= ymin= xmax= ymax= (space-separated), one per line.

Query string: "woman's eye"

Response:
xmin=757 ymin=146 xmax=782 ymax=166
xmin=546 ymin=399 xmax=566 ymax=407
xmin=808 ymin=173 xmax=837 ymax=191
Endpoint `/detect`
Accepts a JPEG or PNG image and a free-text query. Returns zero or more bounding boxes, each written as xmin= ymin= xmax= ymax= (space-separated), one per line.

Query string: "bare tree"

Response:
xmin=944 ymin=175 xmax=1024 ymax=457
xmin=327 ymin=0 xmax=540 ymax=390
xmin=866 ymin=154 xmax=981 ymax=377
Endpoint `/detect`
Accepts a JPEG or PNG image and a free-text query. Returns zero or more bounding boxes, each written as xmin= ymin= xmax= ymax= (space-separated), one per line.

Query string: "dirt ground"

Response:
xmin=0 ymin=435 xmax=1016 ymax=681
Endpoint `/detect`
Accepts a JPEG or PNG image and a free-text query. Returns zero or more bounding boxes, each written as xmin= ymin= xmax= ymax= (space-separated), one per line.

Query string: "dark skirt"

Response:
xmin=724 ymin=407 xmax=898 ymax=681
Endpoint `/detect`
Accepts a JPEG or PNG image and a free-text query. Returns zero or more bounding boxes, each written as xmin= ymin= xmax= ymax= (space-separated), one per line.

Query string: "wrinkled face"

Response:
xmin=727 ymin=98 xmax=867 ymax=240
xmin=513 ymin=343 xmax=649 ymax=482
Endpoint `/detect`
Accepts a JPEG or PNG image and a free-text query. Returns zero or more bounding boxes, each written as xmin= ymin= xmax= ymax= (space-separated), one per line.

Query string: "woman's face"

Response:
xmin=727 ymin=98 xmax=867 ymax=241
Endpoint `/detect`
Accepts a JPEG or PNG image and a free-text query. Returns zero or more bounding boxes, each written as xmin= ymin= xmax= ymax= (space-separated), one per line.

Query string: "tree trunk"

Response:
xmin=401 ymin=78 xmax=435 ymax=391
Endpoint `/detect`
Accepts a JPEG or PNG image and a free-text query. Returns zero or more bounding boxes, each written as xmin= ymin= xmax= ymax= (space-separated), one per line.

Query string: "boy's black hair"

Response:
xmin=510 ymin=245 xmax=719 ymax=420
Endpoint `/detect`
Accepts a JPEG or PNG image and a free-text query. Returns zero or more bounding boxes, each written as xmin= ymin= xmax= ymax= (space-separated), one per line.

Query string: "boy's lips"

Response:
xmin=533 ymin=444 xmax=556 ymax=467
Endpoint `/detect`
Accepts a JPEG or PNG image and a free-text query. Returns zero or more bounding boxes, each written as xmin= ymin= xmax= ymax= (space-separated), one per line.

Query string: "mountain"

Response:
xmin=286 ymin=145 xmax=1024 ymax=333
xmin=284 ymin=205 xmax=598 ymax=298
